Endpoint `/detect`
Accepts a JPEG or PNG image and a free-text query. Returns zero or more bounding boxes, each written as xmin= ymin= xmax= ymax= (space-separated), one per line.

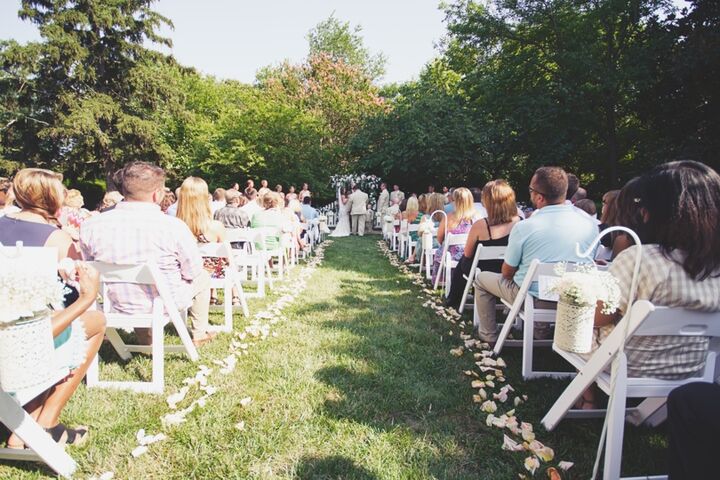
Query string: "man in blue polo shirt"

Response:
xmin=472 ymin=166 xmax=597 ymax=342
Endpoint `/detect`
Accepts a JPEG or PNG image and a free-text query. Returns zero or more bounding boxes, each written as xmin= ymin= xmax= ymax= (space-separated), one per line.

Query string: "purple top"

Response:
xmin=0 ymin=215 xmax=57 ymax=247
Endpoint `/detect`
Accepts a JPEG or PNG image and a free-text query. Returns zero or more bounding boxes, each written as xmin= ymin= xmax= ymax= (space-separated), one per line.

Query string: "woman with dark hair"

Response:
xmin=577 ymin=161 xmax=720 ymax=408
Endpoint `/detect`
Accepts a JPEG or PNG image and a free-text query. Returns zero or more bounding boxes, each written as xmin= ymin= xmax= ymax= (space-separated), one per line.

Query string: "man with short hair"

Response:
xmin=214 ymin=189 xmax=249 ymax=229
xmin=300 ymin=196 xmax=318 ymax=222
xmin=376 ymin=182 xmax=389 ymax=217
xmin=80 ymin=162 xmax=215 ymax=346
xmin=472 ymin=166 xmax=598 ymax=342
xmin=166 ymin=186 xmax=181 ymax=217
xmin=348 ymin=184 xmax=369 ymax=236
xmin=211 ymin=187 xmax=226 ymax=214
xmin=241 ymin=188 xmax=262 ymax=222
xmin=389 ymin=184 xmax=404 ymax=204
xmin=571 ymin=187 xmax=587 ymax=203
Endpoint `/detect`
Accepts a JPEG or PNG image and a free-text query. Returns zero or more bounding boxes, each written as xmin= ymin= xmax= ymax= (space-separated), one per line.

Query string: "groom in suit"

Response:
xmin=348 ymin=184 xmax=369 ymax=236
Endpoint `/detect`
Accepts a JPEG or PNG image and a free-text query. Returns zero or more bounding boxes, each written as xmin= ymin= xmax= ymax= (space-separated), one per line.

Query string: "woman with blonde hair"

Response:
xmin=282 ymin=198 xmax=307 ymax=251
xmin=0 ymin=168 xmax=106 ymax=447
xmin=176 ymin=177 xmax=231 ymax=306
xmin=431 ymin=187 xmax=477 ymax=284
xmin=445 ymin=180 xmax=521 ymax=308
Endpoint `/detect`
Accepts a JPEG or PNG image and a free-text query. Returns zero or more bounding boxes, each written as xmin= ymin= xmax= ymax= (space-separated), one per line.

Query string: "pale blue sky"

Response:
xmin=0 ymin=0 xmax=447 ymax=85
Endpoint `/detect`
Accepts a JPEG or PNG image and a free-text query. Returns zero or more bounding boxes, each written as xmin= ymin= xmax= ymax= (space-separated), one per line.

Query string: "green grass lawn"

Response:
xmin=1 ymin=236 xmax=667 ymax=479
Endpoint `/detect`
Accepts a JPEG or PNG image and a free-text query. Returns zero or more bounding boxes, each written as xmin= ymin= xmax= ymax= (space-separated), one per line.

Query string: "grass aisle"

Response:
xmin=2 ymin=236 xmax=666 ymax=479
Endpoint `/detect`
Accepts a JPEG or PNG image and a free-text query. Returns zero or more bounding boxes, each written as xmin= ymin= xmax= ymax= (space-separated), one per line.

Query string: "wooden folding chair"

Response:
xmin=458 ymin=243 xmax=506 ymax=313
xmin=542 ymin=301 xmax=720 ymax=480
xmin=198 ymin=241 xmax=249 ymax=332
xmin=85 ymin=262 xmax=199 ymax=394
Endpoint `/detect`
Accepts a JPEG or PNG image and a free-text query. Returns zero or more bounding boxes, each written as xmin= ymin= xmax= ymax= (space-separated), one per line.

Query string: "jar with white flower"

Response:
xmin=549 ymin=263 xmax=621 ymax=353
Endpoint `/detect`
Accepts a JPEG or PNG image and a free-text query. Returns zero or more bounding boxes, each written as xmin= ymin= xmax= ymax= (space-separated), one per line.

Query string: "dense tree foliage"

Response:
xmin=1 ymin=1 xmax=717 ymax=201
xmin=351 ymin=0 xmax=719 ymax=196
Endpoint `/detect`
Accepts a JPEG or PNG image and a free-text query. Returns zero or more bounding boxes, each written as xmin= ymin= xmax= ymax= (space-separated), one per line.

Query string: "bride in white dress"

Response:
xmin=329 ymin=187 xmax=351 ymax=237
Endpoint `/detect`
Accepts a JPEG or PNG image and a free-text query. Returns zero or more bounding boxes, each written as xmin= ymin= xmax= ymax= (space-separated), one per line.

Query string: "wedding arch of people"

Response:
xmin=0 ymin=0 xmax=717 ymax=479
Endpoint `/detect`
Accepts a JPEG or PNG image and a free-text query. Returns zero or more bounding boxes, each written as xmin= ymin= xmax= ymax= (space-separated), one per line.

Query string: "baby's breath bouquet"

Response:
xmin=0 ymin=269 xmax=65 ymax=324
xmin=549 ymin=263 xmax=621 ymax=353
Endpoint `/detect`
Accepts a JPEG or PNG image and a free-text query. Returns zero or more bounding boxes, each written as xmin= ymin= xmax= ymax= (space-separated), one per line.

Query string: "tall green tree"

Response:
xmin=1 ymin=0 xmax=175 ymax=187
xmin=307 ymin=15 xmax=387 ymax=81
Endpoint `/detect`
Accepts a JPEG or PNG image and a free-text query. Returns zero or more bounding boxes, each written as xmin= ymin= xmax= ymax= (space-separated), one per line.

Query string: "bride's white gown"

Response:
xmin=329 ymin=189 xmax=351 ymax=237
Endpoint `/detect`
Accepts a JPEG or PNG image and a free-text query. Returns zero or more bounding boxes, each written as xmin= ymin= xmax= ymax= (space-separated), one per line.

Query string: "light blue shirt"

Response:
xmin=301 ymin=204 xmax=318 ymax=221
xmin=505 ymin=204 xmax=598 ymax=286
xmin=444 ymin=202 xmax=455 ymax=214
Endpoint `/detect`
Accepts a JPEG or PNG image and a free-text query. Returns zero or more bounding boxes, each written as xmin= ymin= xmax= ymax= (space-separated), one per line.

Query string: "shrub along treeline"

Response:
xmin=1 ymin=1 xmax=718 ymax=202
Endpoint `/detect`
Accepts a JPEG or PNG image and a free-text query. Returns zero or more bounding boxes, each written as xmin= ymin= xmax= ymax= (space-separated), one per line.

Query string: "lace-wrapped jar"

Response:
xmin=553 ymin=299 xmax=595 ymax=353
xmin=0 ymin=310 xmax=55 ymax=393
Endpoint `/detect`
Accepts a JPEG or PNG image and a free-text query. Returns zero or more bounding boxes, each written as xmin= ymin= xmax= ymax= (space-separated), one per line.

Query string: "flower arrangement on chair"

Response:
xmin=548 ymin=263 xmax=621 ymax=353
xmin=0 ymin=265 xmax=66 ymax=392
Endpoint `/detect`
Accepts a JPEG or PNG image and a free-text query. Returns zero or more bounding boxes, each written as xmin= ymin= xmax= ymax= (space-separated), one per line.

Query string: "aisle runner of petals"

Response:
xmin=377 ymin=241 xmax=574 ymax=479
xmin=88 ymin=241 xmax=332 ymax=480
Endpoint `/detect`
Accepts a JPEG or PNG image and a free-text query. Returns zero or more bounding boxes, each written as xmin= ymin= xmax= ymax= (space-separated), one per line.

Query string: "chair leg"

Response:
xmin=0 ymin=393 xmax=77 ymax=479
xmin=604 ymin=355 xmax=628 ymax=480
xmin=151 ymin=308 xmax=165 ymax=393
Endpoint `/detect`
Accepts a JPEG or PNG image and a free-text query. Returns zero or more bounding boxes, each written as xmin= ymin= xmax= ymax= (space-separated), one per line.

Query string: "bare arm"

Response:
xmin=437 ymin=215 xmax=449 ymax=244
xmin=594 ymin=301 xmax=622 ymax=327
xmin=501 ymin=262 xmax=517 ymax=282
xmin=51 ymin=262 xmax=99 ymax=337
xmin=46 ymin=229 xmax=81 ymax=261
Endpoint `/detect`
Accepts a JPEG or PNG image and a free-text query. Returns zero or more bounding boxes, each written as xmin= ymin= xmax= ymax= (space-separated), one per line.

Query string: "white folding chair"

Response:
xmin=406 ymin=224 xmax=420 ymax=260
xmin=226 ymin=228 xmax=273 ymax=297
xmin=542 ymin=301 xmax=720 ymax=480
xmin=253 ymin=226 xmax=287 ymax=279
xmin=398 ymin=219 xmax=409 ymax=258
xmin=198 ymin=242 xmax=249 ymax=332
xmin=485 ymin=260 xmax=579 ymax=379
xmin=433 ymin=232 xmax=469 ymax=292
xmin=0 ymin=244 xmax=77 ymax=478
xmin=86 ymin=262 xmax=199 ymax=394
xmin=418 ymin=230 xmax=437 ymax=280
xmin=458 ymin=244 xmax=507 ymax=313
xmin=390 ymin=220 xmax=401 ymax=251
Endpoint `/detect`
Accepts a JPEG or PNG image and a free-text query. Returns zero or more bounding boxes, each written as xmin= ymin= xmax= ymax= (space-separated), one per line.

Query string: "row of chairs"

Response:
xmin=1 ymin=223 xmax=324 ymax=477
xmin=383 ymin=224 xmax=720 ymax=479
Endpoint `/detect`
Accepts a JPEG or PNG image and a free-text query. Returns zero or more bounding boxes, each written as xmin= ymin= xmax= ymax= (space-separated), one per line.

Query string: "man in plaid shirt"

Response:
xmin=80 ymin=162 xmax=214 ymax=346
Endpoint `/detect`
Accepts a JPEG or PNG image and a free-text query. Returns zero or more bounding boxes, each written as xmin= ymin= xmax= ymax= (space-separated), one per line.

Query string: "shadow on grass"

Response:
xmin=296 ymin=455 xmax=379 ymax=480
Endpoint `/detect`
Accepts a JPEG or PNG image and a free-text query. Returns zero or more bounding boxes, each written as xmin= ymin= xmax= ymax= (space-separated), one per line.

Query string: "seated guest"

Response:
xmin=165 ymin=187 xmax=181 ymax=217
xmin=59 ymin=189 xmax=91 ymax=240
xmin=283 ymin=198 xmax=306 ymax=250
xmin=598 ymin=189 xmax=620 ymax=248
xmin=210 ymin=188 xmax=226 ymax=214
xmin=571 ymin=186 xmax=587 ymax=203
xmin=432 ymin=187 xmax=477 ymax=284
xmin=406 ymin=192 xmax=445 ymax=264
xmin=473 ymin=167 xmax=597 ymax=342
xmin=0 ymin=168 xmax=105 ymax=447
xmin=300 ymin=196 xmax=319 ymax=222
xmin=446 ymin=180 xmax=521 ymax=309
xmin=229 ymin=182 xmax=240 ymax=191
xmin=667 ymin=382 xmax=720 ymax=479
xmin=214 ymin=189 xmax=250 ymax=229
xmin=178 ymin=177 xmax=238 ymax=306
xmin=566 ymin=173 xmax=580 ymax=204
xmin=159 ymin=190 xmax=175 ymax=214
xmin=0 ymin=177 xmax=21 ymax=217
xmin=581 ymin=161 xmax=720 ymax=400
xmin=80 ymin=162 xmax=215 ymax=347
xmin=574 ymin=198 xmax=597 ymax=218
xmin=99 ymin=190 xmax=124 ymax=212
xmin=444 ymin=188 xmax=456 ymax=214
xmin=470 ymin=187 xmax=488 ymax=219
xmin=241 ymin=188 xmax=262 ymax=222
xmin=251 ymin=192 xmax=286 ymax=251
xmin=610 ymin=178 xmax=643 ymax=258
xmin=400 ymin=196 xmax=421 ymax=224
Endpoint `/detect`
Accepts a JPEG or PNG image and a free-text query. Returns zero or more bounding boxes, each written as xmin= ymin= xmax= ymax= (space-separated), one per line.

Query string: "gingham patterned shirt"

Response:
xmin=607 ymin=245 xmax=720 ymax=379
xmin=79 ymin=202 xmax=203 ymax=313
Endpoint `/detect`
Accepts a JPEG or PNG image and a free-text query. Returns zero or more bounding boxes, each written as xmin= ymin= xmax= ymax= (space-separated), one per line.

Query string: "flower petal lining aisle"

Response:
xmin=376 ymin=240 xmax=575 ymax=479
